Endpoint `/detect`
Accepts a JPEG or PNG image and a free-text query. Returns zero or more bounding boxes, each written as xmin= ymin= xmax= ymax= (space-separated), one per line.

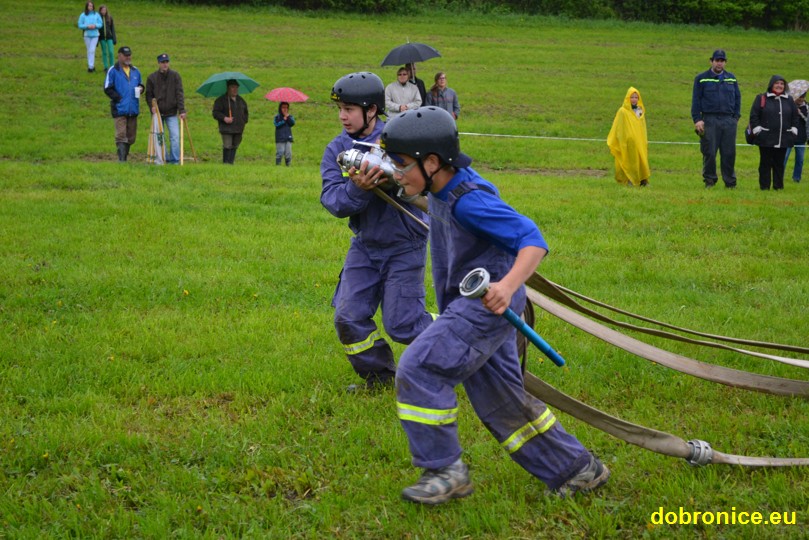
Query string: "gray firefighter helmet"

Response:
xmin=381 ymin=107 xmax=472 ymax=167
xmin=330 ymin=72 xmax=385 ymax=113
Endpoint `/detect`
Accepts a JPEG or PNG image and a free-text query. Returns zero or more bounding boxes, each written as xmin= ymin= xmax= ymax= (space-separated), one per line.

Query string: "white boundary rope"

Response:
xmin=459 ymin=131 xmax=809 ymax=148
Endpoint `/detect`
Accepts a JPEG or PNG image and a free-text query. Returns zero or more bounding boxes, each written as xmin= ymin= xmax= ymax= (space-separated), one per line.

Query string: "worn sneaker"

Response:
xmin=401 ymin=460 xmax=474 ymax=505
xmin=551 ymin=455 xmax=610 ymax=498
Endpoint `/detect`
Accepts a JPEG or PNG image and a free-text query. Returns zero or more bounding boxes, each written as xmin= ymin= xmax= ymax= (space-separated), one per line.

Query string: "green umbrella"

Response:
xmin=196 ymin=71 xmax=260 ymax=98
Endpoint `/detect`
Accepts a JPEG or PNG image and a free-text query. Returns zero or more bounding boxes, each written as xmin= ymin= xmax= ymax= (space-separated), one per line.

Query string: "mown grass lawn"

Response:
xmin=1 ymin=1 xmax=808 ymax=538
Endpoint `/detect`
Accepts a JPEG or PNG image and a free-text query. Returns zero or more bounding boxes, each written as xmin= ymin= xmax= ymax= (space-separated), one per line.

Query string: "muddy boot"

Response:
xmin=117 ymin=143 xmax=127 ymax=162
xmin=124 ymin=143 xmax=131 ymax=160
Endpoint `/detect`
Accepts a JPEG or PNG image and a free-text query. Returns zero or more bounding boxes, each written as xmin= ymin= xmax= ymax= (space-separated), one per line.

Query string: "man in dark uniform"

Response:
xmin=691 ymin=49 xmax=742 ymax=188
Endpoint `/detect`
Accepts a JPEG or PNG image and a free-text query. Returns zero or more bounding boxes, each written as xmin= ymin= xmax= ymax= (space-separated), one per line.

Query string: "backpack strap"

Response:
xmin=449 ymin=182 xmax=496 ymax=215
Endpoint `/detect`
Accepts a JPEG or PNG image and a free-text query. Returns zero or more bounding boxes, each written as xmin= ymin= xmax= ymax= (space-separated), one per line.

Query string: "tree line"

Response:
xmin=184 ymin=0 xmax=808 ymax=31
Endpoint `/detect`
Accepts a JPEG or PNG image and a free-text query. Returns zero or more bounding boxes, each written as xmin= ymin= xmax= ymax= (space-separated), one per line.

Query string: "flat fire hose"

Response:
xmin=525 ymin=288 xmax=809 ymax=397
xmin=526 ymin=274 xmax=809 ymax=370
xmin=523 ymin=371 xmax=809 ymax=467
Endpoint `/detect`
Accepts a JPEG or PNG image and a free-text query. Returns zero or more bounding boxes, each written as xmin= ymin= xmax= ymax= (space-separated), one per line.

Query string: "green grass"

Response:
xmin=2 ymin=1 xmax=809 ymax=538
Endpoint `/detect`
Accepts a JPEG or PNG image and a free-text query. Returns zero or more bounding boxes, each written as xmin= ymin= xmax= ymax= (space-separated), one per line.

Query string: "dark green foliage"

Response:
xmin=161 ymin=0 xmax=809 ymax=29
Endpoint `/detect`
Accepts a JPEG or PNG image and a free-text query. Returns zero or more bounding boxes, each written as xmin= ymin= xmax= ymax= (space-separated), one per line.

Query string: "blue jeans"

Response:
xmin=784 ymin=145 xmax=805 ymax=182
xmin=162 ymin=115 xmax=180 ymax=164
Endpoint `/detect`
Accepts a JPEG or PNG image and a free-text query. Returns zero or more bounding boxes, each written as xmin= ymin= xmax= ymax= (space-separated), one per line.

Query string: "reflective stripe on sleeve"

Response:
xmin=397 ymin=402 xmax=459 ymax=426
xmin=343 ymin=330 xmax=382 ymax=355
xmin=501 ymin=409 xmax=557 ymax=454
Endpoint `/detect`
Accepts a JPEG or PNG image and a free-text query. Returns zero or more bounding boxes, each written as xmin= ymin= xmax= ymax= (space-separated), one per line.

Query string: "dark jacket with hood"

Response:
xmin=273 ymin=103 xmax=295 ymax=142
xmin=750 ymin=75 xmax=800 ymax=148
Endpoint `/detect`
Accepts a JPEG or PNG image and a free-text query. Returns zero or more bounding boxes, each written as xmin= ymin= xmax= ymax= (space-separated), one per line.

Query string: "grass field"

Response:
xmin=1 ymin=1 xmax=809 ymax=538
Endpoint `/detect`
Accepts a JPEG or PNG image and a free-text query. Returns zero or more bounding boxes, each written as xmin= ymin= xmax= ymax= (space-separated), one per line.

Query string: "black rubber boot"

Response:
xmin=117 ymin=143 xmax=127 ymax=162
xmin=124 ymin=143 xmax=131 ymax=160
xmin=229 ymin=148 xmax=237 ymax=164
xmin=276 ymin=157 xmax=281 ymax=165
xmin=223 ymin=148 xmax=229 ymax=164
xmin=285 ymin=157 xmax=291 ymax=167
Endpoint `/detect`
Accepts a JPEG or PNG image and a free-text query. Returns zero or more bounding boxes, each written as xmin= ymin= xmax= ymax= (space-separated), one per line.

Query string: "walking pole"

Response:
xmin=147 ymin=112 xmax=154 ymax=164
xmin=183 ymin=117 xmax=198 ymax=163
xmin=179 ymin=115 xmax=184 ymax=165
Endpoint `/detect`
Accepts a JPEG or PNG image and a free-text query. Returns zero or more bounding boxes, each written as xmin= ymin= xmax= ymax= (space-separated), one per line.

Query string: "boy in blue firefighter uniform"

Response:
xmin=320 ymin=72 xmax=434 ymax=391
xmin=380 ymin=106 xmax=609 ymax=504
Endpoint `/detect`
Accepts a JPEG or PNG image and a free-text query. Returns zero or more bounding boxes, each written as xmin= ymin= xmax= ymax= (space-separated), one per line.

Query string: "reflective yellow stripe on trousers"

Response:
xmin=397 ymin=402 xmax=459 ymax=426
xmin=501 ymin=409 xmax=557 ymax=454
xmin=343 ymin=330 xmax=382 ymax=355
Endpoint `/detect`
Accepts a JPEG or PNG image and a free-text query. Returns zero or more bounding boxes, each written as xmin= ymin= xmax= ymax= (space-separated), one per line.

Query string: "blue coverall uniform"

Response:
xmin=320 ymin=121 xmax=434 ymax=381
xmin=395 ymin=167 xmax=591 ymax=490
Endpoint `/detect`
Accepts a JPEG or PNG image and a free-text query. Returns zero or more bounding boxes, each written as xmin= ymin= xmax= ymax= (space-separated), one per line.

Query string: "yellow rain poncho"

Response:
xmin=607 ymin=87 xmax=650 ymax=186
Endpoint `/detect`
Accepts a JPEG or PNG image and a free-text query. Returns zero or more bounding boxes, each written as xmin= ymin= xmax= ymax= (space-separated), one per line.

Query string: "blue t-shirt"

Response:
xmin=434 ymin=167 xmax=548 ymax=256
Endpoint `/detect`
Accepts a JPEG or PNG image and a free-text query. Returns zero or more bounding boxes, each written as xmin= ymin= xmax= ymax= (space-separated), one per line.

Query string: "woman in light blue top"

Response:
xmin=77 ymin=1 xmax=103 ymax=73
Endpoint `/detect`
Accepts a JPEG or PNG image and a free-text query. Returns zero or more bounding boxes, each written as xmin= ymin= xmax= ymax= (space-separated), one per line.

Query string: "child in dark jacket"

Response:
xmin=274 ymin=102 xmax=295 ymax=166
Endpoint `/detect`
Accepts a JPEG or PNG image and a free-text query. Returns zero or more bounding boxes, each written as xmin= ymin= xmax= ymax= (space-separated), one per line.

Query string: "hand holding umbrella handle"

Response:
xmin=459 ymin=268 xmax=566 ymax=367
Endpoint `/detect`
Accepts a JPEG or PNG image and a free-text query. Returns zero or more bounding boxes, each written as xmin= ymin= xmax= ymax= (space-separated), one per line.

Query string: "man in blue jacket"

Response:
xmin=320 ymin=72 xmax=434 ymax=392
xmin=104 ymin=46 xmax=144 ymax=162
xmin=691 ymin=49 xmax=741 ymax=188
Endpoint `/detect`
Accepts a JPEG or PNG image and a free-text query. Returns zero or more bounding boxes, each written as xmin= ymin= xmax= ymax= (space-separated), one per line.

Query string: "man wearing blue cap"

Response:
xmin=146 ymin=53 xmax=186 ymax=164
xmin=691 ymin=49 xmax=741 ymax=188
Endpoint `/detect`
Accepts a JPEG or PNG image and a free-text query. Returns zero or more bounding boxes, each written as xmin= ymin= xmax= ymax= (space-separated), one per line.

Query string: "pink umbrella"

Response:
xmin=265 ymin=87 xmax=309 ymax=103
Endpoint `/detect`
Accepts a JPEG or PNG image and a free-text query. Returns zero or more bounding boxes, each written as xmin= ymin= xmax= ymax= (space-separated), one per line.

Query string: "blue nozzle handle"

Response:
xmin=459 ymin=267 xmax=566 ymax=368
xmin=502 ymin=308 xmax=566 ymax=367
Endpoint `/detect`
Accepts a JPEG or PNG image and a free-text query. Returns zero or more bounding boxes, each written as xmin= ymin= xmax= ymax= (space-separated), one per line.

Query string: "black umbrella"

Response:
xmin=381 ymin=42 xmax=441 ymax=67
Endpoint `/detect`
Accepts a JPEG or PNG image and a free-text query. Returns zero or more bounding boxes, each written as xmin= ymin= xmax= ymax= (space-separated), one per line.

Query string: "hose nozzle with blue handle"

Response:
xmin=459 ymin=268 xmax=566 ymax=367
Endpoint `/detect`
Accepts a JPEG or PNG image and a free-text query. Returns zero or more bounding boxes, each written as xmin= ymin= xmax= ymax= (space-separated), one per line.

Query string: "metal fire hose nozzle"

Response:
xmin=459 ymin=268 xmax=566 ymax=367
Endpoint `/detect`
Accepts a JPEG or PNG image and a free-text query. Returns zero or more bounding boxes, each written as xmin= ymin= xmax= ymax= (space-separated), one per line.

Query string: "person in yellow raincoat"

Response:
xmin=607 ymin=87 xmax=650 ymax=186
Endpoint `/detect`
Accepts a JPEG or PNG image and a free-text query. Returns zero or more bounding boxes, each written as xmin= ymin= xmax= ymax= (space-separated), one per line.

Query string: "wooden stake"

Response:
xmin=183 ymin=117 xmax=198 ymax=163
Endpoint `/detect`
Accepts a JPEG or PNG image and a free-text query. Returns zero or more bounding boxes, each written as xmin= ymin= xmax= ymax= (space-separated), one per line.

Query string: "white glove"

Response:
xmin=752 ymin=126 xmax=764 ymax=135
xmin=789 ymin=127 xmax=798 ymax=136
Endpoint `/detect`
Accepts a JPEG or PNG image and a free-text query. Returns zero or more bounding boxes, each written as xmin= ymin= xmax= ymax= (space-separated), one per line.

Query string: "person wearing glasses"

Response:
xmin=691 ymin=49 xmax=741 ymax=189
xmin=146 ymin=53 xmax=186 ymax=164
xmin=385 ymin=66 xmax=422 ymax=116
xmin=380 ymin=107 xmax=609 ymax=505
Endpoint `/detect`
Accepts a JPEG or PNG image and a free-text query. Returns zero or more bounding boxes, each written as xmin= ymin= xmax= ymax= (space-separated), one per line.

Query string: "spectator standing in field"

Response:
xmin=77 ymin=1 xmax=103 ymax=73
xmin=784 ymin=89 xmax=808 ymax=183
xmin=320 ymin=72 xmax=433 ymax=392
xmin=607 ymin=87 xmax=650 ymax=187
xmin=274 ymin=102 xmax=295 ymax=166
xmin=691 ymin=49 xmax=741 ymax=189
xmin=380 ymin=107 xmax=609 ymax=505
xmin=385 ymin=67 xmax=422 ymax=116
xmin=425 ymin=72 xmax=460 ymax=119
xmin=406 ymin=63 xmax=427 ymax=105
xmin=97 ymin=5 xmax=116 ymax=72
xmin=103 ymin=46 xmax=143 ymax=162
xmin=146 ymin=53 xmax=186 ymax=165
xmin=749 ymin=75 xmax=799 ymax=190
xmin=212 ymin=80 xmax=249 ymax=164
